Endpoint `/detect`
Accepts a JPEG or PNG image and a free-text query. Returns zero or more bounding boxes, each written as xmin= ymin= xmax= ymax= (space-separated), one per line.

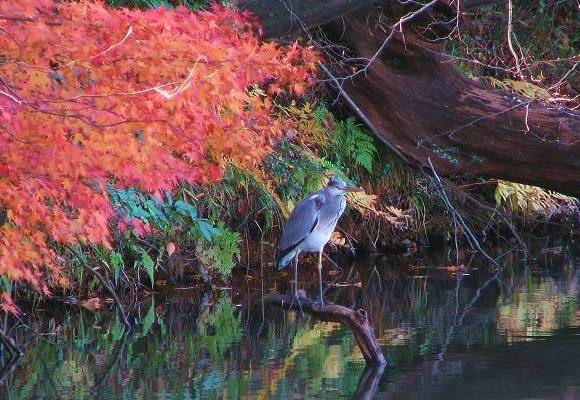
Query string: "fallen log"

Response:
xmin=237 ymin=0 xmax=580 ymax=196
xmin=264 ymin=293 xmax=387 ymax=366
xmin=323 ymin=7 xmax=580 ymax=195
xmin=236 ymin=0 xmax=502 ymax=39
xmin=234 ymin=0 xmax=375 ymax=38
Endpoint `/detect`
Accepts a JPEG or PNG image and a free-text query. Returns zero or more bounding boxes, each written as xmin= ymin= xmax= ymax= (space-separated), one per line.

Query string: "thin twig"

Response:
xmin=63 ymin=26 xmax=133 ymax=68
xmin=83 ymin=264 xmax=131 ymax=328
xmin=507 ymin=0 xmax=523 ymax=79
xmin=319 ymin=63 xmax=409 ymax=162
xmin=446 ymin=184 xmax=529 ymax=258
xmin=0 ymin=328 xmax=22 ymax=357
xmin=427 ymin=157 xmax=501 ymax=269
xmin=71 ymin=248 xmax=131 ymax=329
xmin=0 ymin=354 xmax=20 ymax=383
xmin=349 ymin=0 xmax=438 ymax=80
xmin=433 ymin=270 xmax=500 ymax=372
xmin=549 ymin=62 xmax=578 ymax=90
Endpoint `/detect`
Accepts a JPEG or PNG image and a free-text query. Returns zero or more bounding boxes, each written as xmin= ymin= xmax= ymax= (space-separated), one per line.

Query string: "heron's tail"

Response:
xmin=276 ymin=246 xmax=298 ymax=270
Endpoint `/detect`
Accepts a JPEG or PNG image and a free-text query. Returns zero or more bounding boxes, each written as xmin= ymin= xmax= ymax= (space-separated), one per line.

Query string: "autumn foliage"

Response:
xmin=0 ymin=0 xmax=318 ymax=312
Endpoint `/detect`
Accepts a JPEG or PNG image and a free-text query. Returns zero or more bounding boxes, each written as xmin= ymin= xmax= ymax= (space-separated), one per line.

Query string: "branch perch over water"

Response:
xmin=264 ymin=293 xmax=386 ymax=366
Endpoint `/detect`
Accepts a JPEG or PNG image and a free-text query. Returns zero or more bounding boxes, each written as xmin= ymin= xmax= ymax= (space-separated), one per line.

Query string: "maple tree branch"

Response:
xmin=0 ymin=15 xmax=35 ymax=22
xmin=97 ymin=26 xmax=133 ymax=58
xmin=0 ymin=89 xmax=21 ymax=104
xmin=0 ymin=14 xmax=60 ymax=26
xmin=0 ymin=0 xmax=319 ymax=312
xmin=63 ymin=26 xmax=134 ymax=68
xmin=154 ymin=58 xmax=203 ymax=99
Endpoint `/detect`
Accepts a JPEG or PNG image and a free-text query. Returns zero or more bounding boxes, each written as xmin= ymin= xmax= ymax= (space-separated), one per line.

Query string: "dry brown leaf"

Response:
xmin=80 ymin=297 xmax=103 ymax=311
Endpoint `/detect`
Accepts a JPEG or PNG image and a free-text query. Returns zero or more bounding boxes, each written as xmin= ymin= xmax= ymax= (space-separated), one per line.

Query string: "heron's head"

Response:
xmin=327 ymin=177 xmax=363 ymax=195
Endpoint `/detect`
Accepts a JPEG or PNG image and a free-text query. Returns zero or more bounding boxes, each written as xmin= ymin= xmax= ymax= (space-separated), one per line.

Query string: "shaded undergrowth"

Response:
xmin=8 ymin=95 xmax=575 ymax=309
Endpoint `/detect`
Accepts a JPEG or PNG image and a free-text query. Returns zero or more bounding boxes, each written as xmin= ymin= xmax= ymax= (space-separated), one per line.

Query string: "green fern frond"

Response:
xmin=495 ymin=180 xmax=578 ymax=216
xmin=195 ymin=224 xmax=241 ymax=277
xmin=485 ymin=77 xmax=550 ymax=101
xmin=330 ymin=117 xmax=377 ymax=174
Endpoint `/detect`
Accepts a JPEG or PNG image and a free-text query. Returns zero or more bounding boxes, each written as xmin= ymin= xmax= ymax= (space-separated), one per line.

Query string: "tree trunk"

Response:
xmin=234 ymin=0 xmax=375 ymax=38
xmin=239 ymin=1 xmax=580 ymax=196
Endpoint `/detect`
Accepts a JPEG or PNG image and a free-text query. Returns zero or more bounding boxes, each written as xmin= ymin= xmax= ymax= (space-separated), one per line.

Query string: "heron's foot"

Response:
xmin=289 ymin=292 xmax=305 ymax=317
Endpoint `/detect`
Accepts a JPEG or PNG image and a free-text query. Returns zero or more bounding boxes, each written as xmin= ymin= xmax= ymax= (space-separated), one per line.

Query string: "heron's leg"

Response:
xmin=289 ymin=256 xmax=304 ymax=316
xmin=318 ymin=249 xmax=324 ymax=306
xmin=293 ymin=256 xmax=299 ymax=298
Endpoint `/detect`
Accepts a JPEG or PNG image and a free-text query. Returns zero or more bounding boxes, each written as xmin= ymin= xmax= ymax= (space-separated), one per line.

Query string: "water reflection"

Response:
xmin=0 ymin=239 xmax=578 ymax=399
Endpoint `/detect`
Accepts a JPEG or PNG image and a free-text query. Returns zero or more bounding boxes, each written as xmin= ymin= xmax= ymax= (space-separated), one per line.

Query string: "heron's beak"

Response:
xmin=343 ymin=186 xmax=364 ymax=192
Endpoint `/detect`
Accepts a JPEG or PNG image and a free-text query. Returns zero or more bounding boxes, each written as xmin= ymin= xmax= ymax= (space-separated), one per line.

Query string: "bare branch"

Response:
xmin=265 ymin=293 xmax=386 ymax=366
xmin=427 ymin=157 xmax=501 ymax=269
xmin=506 ymin=0 xmax=524 ymax=79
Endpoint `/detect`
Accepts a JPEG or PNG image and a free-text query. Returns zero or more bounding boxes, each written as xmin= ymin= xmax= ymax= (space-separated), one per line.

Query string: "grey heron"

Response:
xmin=277 ymin=177 xmax=362 ymax=305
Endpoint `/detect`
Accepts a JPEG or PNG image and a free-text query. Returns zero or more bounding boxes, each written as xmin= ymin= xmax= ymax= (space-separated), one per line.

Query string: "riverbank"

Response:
xmin=1 ymin=237 xmax=578 ymax=399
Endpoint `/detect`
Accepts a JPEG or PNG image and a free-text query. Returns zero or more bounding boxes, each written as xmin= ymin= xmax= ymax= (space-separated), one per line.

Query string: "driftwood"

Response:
xmin=265 ymin=293 xmax=386 ymax=366
xmin=353 ymin=364 xmax=386 ymax=400
xmin=238 ymin=0 xmax=580 ymax=196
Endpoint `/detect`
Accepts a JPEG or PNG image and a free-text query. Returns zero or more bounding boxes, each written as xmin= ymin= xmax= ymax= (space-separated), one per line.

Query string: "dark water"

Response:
xmin=1 ymin=239 xmax=579 ymax=399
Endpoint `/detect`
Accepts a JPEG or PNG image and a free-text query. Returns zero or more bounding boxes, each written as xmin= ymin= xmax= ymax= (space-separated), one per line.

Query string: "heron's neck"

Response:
xmin=325 ymin=187 xmax=346 ymax=197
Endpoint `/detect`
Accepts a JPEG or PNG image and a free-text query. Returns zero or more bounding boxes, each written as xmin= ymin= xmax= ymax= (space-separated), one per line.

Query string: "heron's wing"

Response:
xmin=279 ymin=193 xmax=325 ymax=254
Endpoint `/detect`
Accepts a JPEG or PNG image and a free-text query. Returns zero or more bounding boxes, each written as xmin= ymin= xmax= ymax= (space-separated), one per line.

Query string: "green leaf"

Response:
xmin=355 ymin=152 xmax=373 ymax=173
xmin=197 ymin=225 xmax=241 ymax=277
xmin=494 ymin=187 xmax=502 ymax=207
xmin=141 ymin=300 xmax=155 ymax=336
xmin=174 ymin=200 xmax=198 ymax=220
xmin=198 ymin=220 xmax=219 ymax=242
xmin=109 ymin=251 xmax=124 ymax=285
xmin=111 ymin=314 xmax=124 ymax=342
xmin=144 ymin=199 xmax=169 ymax=226
xmin=158 ymin=315 xmax=167 ymax=337
xmin=0 ymin=274 xmax=12 ymax=292
xmin=139 ymin=249 xmax=155 ymax=288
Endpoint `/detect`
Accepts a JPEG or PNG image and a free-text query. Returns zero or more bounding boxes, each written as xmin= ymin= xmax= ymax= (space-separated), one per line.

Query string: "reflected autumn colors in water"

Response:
xmin=1 ymin=238 xmax=579 ymax=399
